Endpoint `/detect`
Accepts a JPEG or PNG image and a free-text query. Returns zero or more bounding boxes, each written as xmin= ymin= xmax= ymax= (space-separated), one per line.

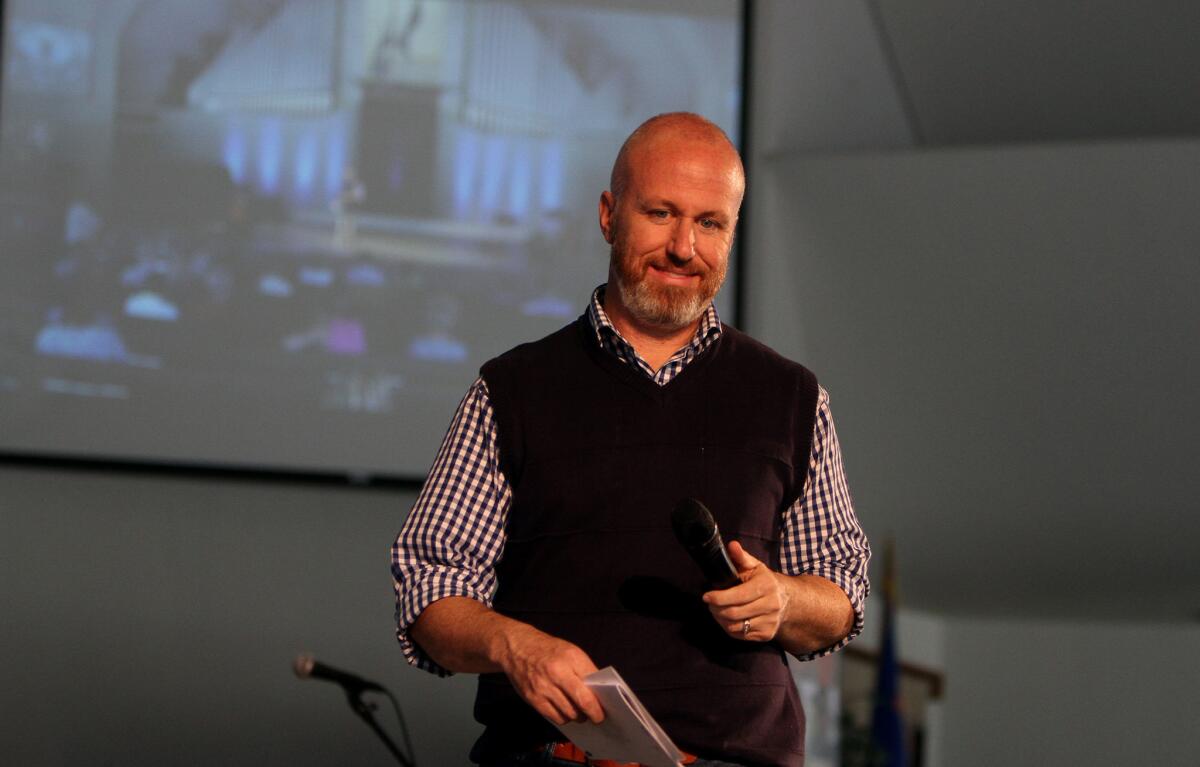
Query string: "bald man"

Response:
xmin=393 ymin=113 xmax=870 ymax=767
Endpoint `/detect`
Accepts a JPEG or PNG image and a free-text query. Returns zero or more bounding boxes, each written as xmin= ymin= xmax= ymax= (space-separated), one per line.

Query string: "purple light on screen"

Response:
xmin=326 ymin=318 xmax=366 ymax=356
xmin=257 ymin=118 xmax=284 ymax=195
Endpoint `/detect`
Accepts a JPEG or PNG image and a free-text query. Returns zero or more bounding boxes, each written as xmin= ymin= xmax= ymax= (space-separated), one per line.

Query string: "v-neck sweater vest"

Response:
xmin=473 ymin=316 xmax=819 ymax=767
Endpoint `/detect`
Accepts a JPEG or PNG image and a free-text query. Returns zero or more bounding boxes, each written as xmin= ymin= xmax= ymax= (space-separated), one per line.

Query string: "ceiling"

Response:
xmin=876 ymin=0 xmax=1200 ymax=147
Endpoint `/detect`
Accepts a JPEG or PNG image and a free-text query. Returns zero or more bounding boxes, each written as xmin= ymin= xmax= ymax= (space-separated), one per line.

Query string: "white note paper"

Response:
xmin=554 ymin=667 xmax=686 ymax=767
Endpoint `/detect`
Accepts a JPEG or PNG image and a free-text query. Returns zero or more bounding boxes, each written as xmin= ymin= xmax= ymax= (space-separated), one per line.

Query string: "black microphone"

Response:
xmin=670 ymin=498 xmax=741 ymax=590
xmin=293 ymin=653 xmax=384 ymax=693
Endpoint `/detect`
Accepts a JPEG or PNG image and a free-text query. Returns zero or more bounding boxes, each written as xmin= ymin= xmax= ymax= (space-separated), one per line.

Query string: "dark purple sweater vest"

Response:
xmin=472 ymin=317 xmax=819 ymax=767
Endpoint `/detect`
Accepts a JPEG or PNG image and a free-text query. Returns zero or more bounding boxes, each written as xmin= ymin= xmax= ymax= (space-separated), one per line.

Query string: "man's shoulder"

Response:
xmin=718 ymin=323 xmax=817 ymax=383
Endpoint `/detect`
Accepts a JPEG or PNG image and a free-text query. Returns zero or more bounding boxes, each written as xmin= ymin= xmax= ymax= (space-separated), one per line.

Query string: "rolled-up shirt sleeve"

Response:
xmin=779 ymin=386 xmax=872 ymax=660
xmin=391 ymin=378 xmax=511 ymax=675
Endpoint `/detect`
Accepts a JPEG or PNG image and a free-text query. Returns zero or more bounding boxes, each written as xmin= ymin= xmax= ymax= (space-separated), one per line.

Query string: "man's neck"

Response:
xmin=602 ymin=286 xmax=701 ymax=373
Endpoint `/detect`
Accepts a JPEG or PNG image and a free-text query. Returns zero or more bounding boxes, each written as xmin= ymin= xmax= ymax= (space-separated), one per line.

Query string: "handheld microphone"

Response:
xmin=292 ymin=653 xmax=384 ymax=693
xmin=670 ymin=498 xmax=741 ymax=590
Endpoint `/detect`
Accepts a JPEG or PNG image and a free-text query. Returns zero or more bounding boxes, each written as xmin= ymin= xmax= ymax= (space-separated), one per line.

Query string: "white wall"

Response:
xmin=939 ymin=618 xmax=1200 ymax=766
xmin=856 ymin=600 xmax=947 ymax=676
xmin=744 ymin=139 xmax=1200 ymax=621
xmin=852 ymin=607 xmax=1200 ymax=766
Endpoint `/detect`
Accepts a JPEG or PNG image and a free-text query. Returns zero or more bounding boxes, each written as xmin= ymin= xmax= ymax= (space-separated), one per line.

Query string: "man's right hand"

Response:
xmin=493 ymin=622 xmax=606 ymax=726
xmin=409 ymin=596 xmax=605 ymax=726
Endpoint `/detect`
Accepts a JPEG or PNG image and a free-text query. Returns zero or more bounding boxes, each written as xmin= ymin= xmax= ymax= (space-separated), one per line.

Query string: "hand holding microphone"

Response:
xmin=672 ymin=498 xmax=792 ymax=642
xmin=670 ymin=498 xmax=741 ymax=590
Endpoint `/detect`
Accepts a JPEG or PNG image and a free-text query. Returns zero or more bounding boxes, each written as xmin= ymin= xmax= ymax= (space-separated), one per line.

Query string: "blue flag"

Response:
xmin=871 ymin=538 xmax=906 ymax=766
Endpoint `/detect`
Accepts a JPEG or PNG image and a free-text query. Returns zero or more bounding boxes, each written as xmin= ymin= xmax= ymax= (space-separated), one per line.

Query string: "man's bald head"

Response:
xmin=609 ymin=112 xmax=745 ymax=203
xmin=598 ymin=113 xmax=745 ymax=334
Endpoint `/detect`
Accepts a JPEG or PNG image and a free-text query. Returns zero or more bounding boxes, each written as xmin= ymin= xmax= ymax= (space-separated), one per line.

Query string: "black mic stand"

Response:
xmin=344 ymin=686 xmax=414 ymax=767
xmin=294 ymin=654 xmax=416 ymax=766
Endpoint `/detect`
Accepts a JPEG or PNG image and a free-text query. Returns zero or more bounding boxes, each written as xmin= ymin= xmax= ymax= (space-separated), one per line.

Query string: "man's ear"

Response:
xmin=598 ymin=191 xmax=616 ymax=244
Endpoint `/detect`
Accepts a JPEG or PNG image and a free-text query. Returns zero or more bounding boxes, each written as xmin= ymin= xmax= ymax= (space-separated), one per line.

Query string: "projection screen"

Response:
xmin=0 ymin=0 xmax=744 ymax=478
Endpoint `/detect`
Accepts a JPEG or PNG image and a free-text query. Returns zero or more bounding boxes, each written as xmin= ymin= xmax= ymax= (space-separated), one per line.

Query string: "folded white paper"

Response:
xmin=555 ymin=667 xmax=685 ymax=767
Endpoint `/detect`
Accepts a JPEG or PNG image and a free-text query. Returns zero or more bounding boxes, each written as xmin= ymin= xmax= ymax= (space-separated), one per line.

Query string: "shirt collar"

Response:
xmin=585 ymin=283 xmax=723 ymax=361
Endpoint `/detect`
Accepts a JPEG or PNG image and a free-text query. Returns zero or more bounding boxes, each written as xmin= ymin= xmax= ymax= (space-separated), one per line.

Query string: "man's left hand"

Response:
xmin=701 ymin=541 xmax=791 ymax=642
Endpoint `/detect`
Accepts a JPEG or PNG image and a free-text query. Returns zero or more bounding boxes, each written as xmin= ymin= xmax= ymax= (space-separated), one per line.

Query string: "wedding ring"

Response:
xmin=741 ymin=619 xmax=751 ymax=638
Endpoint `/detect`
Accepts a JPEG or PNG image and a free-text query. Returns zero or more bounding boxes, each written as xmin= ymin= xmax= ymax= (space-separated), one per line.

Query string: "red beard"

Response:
xmin=610 ymin=245 xmax=726 ymax=330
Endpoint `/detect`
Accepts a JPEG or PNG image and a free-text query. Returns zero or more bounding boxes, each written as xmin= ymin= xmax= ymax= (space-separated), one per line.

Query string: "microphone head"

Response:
xmin=671 ymin=498 xmax=718 ymax=547
xmin=292 ymin=653 xmax=316 ymax=679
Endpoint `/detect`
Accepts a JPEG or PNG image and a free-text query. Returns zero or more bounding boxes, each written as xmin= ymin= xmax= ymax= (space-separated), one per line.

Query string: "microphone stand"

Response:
xmin=344 ymin=686 xmax=414 ymax=767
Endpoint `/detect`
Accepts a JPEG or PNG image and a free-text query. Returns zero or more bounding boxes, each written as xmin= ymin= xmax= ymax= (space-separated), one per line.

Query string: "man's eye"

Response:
xmin=649 ymin=210 xmax=669 ymax=219
xmin=700 ymin=218 xmax=719 ymax=229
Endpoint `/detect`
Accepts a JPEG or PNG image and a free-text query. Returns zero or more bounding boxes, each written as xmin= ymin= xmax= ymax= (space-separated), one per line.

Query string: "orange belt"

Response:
xmin=547 ymin=741 xmax=698 ymax=766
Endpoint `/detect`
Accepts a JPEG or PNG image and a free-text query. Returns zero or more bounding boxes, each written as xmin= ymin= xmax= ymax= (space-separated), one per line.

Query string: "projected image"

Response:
xmin=0 ymin=0 xmax=742 ymax=475
xmin=7 ymin=20 xmax=93 ymax=96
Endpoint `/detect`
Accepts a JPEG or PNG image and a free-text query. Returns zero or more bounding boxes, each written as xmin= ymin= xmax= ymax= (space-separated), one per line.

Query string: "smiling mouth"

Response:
xmin=647 ymin=264 xmax=700 ymax=283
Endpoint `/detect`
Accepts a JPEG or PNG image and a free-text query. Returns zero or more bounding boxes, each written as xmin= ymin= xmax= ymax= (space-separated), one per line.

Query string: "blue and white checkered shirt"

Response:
xmin=392 ymin=286 xmax=871 ymax=674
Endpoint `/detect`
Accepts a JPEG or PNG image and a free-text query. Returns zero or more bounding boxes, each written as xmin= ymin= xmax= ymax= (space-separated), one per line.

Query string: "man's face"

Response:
xmin=599 ymin=138 xmax=743 ymax=331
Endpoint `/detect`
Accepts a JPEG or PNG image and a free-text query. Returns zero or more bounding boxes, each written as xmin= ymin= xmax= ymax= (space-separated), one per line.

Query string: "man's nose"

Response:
xmin=666 ymin=218 xmax=695 ymax=261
